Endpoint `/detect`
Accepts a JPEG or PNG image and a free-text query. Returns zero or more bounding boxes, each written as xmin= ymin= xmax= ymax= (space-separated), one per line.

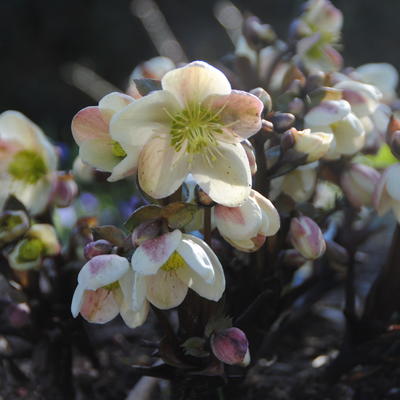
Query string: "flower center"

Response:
xmin=166 ymin=104 xmax=224 ymax=162
xmin=18 ymin=238 xmax=44 ymax=262
xmin=111 ymin=141 xmax=127 ymax=158
xmin=103 ymin=281 xmax=120 ymax=291
xmin=161 ymin=251 xmax=186 ymax=272
xmin=8 ymin=150 xmax=47 ymax=184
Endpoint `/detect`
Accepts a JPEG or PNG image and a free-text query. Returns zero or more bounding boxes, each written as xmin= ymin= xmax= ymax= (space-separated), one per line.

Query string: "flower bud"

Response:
xmin=51 ymin=172 xmax=78 ymax=208
xmin=292 ymin=128 xmax=333 ymax=162
xmin=289 ymin=216 xmax=326 ymax=260
xmin=280 ymin=130 xmax=296 ymax=151
xmin=84 ymin=239 xmax=114 ymax=260
xmin=211 ymin=327 xmax=250 ymax=367
xmin=0 ymin=210 xmax=30 ymax=245
xmin=270 ymin=112 xmax=295 ymax=133
xmin=131 ymin=220 xmax=162 ymax=247
xmin=250 ymin=87 xmax=272 ymax=114
xmin=243 ymin=16 xmax=277 ymax=50
xmin=241 ymin=140 xmax=257 ymax=175
xmin=388 ymin=130 xmax=400 ymax=159
xmin=340 ymin=164 xmax=380 ymax=208
xmin=7 ymin=303 xmax=31 ymax=328
xmin=282 ymin=249 xmax=307 ymax=268
xmin=195 ymin=185 xmax=215 ymax=207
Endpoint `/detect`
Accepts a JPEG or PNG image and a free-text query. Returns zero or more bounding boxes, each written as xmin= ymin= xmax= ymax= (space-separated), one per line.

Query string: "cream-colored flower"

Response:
xmin=214 ymin=190 xmax=280 ymax=252
xmin=131 ymin=229 xmax=225 ymax=309
xmin=0 ymin=111 xmax=57 ymax=215
xmin=71 ymin=254 xmax=149 ymax=328
xmin=110 ymin=61 xmax=263 ymax=207
xmin=71 ymin=92 xmax=137 ymax=182
xmin=292 ymin=128 xmax=333 ymax=162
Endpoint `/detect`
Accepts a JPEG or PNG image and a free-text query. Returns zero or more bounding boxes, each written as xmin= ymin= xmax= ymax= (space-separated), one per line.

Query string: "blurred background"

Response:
xmin=0 ymin=0 xmax=398 ymax=158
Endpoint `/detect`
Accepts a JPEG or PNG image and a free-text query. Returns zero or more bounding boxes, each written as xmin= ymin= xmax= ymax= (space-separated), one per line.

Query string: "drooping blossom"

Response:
xmin=71 ymin=254 xmax=149 ymax=328
xmin=71 ymin=92 xmax=136 ymax=182
xmin=131 ymin=229 xmax=225 ymax=310
xmin=0 ymin=111 xmax=58 ymax=215
xmin=110 ymin=61 xmax=263 ymax=207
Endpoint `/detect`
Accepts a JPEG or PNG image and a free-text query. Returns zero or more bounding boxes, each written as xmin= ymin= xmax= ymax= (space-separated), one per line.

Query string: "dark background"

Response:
xmin=0 ymin=0 xmax=398 ymax=150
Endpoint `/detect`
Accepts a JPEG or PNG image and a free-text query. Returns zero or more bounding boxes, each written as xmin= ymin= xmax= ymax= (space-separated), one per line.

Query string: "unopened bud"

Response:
xmin=84 ymin=239 xmax=114 ymax=260
xmin=292 ymin=128 xmax=333 ymax=162
xmin=261 ymin=119 xmax=274 ymax=134
xmin=288 ymin=97 xmax=305 ymax=117
xmin=306 ymin=71 xmax=326 ymax=93
xmin=243 ymin=16 xmax=277 ymax=50
xmin=211 ymin=327 xmax=250 ymax=367
xmin=282 ymin=249 xmax=307 ymax=268
xmin=388 ymin=130 xmax=400 ymax=159
xmin=271 ymin=112 xmax=295 ymax=133
xmin=131 ymin=220 xmax=163 ymax=247
xmin=242 ymin=140 xmax=257 ymax=175
xmin=7 ymin=303 xmax=30 ymax=328
xmin=195 ymin=185 xmax=215 ymax=207
xmin=340 ymin=164 xmax=380 ymax=208
xmin=289 ymin=216 xmax=326 ymax=260
xmin=280 ymin=130 xmax=296 ymax=151
xmin=51 ymin=172 xmax=78 ymax=208
xmin=250 ymin=87 xmax=272 ymax=114
xmin=0 ymin=210 xmax=29 ymax=245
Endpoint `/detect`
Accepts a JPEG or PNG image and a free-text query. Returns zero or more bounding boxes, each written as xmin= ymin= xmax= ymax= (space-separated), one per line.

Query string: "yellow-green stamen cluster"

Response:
xmin=8 ymin=150 xmax=47 ymax=184
xmin=166 ymin=104 xmax=224 ymax=164
xmin=104 ymin=281 xmax=120 ymax=291
xmin=161 ymin=251 xmax=186 ymax=272
xmin=18 ymin=238 xmax=44 ymax=262
xmin=111 ymin=141 xmax=127 ymax=158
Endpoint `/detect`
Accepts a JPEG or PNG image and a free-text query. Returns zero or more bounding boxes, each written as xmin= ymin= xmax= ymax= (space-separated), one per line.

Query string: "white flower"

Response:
xmin=214 ymin=190 xmax=280 ymax=252
xmin=71 ymin=92 xmax=136 ymax=182
xmin=0 ymin=111 xmax=58 ymax=215
xmin=131 ymin=230 xmax=225 ymax=310
xmin=71 ymin=254 xmax=149 ymax=328
xmin=110 ymin=61 xmax=264 ymax=207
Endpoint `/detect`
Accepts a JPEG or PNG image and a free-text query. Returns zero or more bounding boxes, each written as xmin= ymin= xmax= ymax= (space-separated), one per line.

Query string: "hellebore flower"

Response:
xmin=131 ymin=229 xmax=225 ymax=310
xmin=0 ymin=210 xmax=30 ymax=246
xmin=71 ymin=254 xmax=149 ymax=328
xmin=8 ymin=224 xmax=60 ymax=271
xmin=304 ymin=100 xmax=365 ymax=159
xmin=71 ymin=92 xmax=137 ymax=182
xmin=291 ymin=128 xmax=333 ymax=162
xmin=373 ymin=164 xmax=400 ymax=222
xmin=0 ymin=111 xmax=58 ymax=215
xmin=110 ymin=61 xmax=263 ymax=207
xmin=214 ymin=190 xmax=280 ymax=252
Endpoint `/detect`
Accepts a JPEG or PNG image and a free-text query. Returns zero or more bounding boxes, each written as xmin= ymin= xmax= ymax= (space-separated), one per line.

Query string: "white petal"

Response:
xmin=177 ymin=235 xmax=215 ymax=283
xmin=191 ymin=141 xmax=251 ymax=207
xmin=71 ymin=283 xmax=86 ymax=317
xmin=80 ymin=288 xmax=120 ymax=324
xmin=79 ymin=138 xmax=117 ymax=172
xmin=78 ymin=255 xmax=130 ymax=290
xmin=107 ymin=146 xmax=141 ymax=182
xmin=253 ymin=190 xmax=280 ymax=236
xmin=332 ymin=113 xmax=365 ymax=155
xmin=145 ymin=270 xmax=188 ymax=309
xmin=176 ymin=235 xmax=225 ymax=301
xmin=161 ymin=61 xmax=231 ymax=107
xmin=131 ymin=230 xmax=182 ymax=275
xmin=386 ymin=164 xmax=400 ymax=201
xmin=214 ymin=196 xmax=262 ymax=242
xmin=305 ymin=100 xmax=351 ymax=126
xmin=138 ymin=136 xmax=190 ymax=199
xmin=110 ymin=90 xmax=179 ymax=147
xmin=132 ymin=272 xmax=148 ymax=311
xmin=99 ymin=92 xmax=134 ymax=115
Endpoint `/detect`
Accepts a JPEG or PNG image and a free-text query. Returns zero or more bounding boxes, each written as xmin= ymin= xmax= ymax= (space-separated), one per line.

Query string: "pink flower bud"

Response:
xmin=51 ymin=172 xmax=78 ymax=208
xmin=282 ymin=249 xmax=307 ymax=267
xmin=7 ymin=303 xmax=31 ymax=328
xmin=131 ymin=220 xmax=162 ymax=247
xmin=289 ymin=216 xmax=326 ymax=260
xmin=211 ymin=327 xmax=250 ymax=367
xmin=341 ymin=164 xmax=380 ymax=208
xmin=84 ymin=239 xmax=114 ymax=260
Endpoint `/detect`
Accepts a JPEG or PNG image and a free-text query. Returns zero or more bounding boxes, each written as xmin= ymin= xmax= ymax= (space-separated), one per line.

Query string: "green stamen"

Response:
xmin=111 ymin=141 xmax=127 ymax=158
xmin=161 ymin=251 xmax=187 ymax=272
xmin=104 ymin=281 xmax=120 ymax=291
xmin=18 ymin=238 xmax=44 ymax=262
xmin=8 ymin=150 xmax=47 ymax=184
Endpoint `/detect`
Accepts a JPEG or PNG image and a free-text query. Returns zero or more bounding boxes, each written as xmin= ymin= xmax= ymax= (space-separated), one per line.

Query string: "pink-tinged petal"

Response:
xmin=385 ymin=164 xmax=400 ymax=202
xmin=71 ymin=283 xmax=86 ymax=318
xmin=78 ymin=254 xmax=130 ymax=290
xmin=110 ymin=90 xmax=179 ymax=148
xmin=176 ymin=234 xmax=225 ymax=301
xmin=80 ymin=287 xmax=120 ymax=324
xmin=305 ymin=100 xmax=351 ymax=126
xmin=79 ymin=138 xmax=117 ymax=172
xmin=131 ymin=230 xmax=182 ymax=275
xmin=145 ymin=270 xmax=188 ymax=309
xmin=71 ymin=106 xmax=109 ymax=145
xmin=204 ymin=90 xmax=263 ymax=140
xmin=161 ymin=61 xmax=231 ymax=107
xmin=176 ymin=236 xmax=215 ymax=283
xmin=191 ymin=141 xmax=251 ymax=207
xmin=107 ymin=146 xmax=141 ymax=182
xmin=333 ymin=113 xmax=365 ymax=155
xmin=138 ymin=136 xmax=190 ymax=199
xmin=214 ymin=197 xmax=262 ymax=242
xmin=322 ymin=45 xmax=343 ymax=71
xmin=98 ymin=92 xmax=134 ymax=116
xmin=253 ymin=190 xmax=280 ymax=236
